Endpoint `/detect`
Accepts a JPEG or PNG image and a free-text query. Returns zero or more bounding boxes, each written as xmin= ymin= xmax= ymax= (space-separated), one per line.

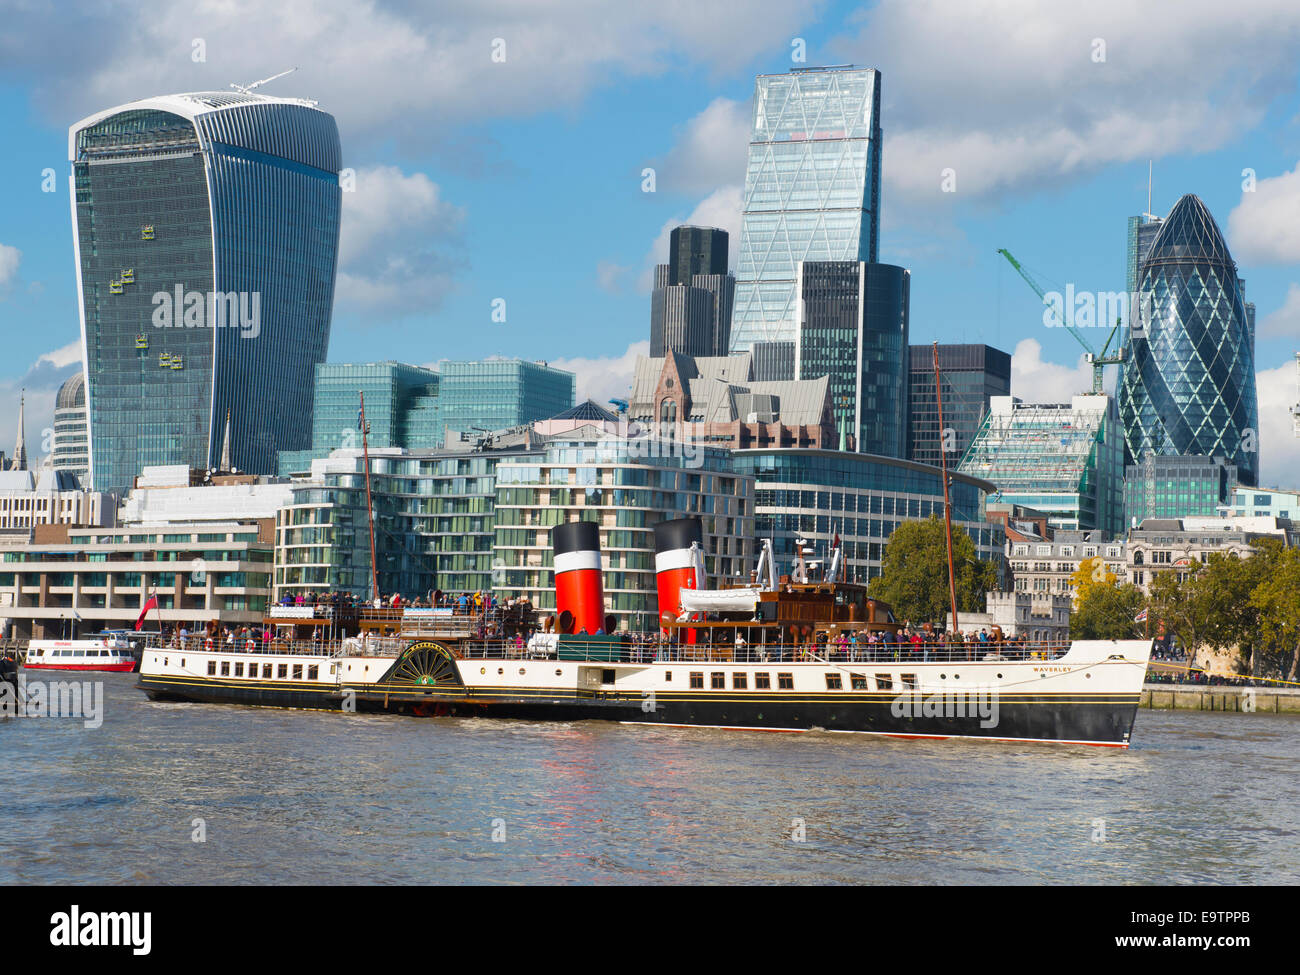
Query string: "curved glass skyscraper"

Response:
xmin=70 ymin=92 xmax=341 ymax=492
xmin=1118 ymin=194 xmax=1258 ymax=486
xmin=730 ymin=66 xmax=881 ymax=354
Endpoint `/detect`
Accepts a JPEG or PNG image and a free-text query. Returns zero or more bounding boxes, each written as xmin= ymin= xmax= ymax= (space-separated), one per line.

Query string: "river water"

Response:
xmin=2 ymin=673 xmax=1296 ymax=884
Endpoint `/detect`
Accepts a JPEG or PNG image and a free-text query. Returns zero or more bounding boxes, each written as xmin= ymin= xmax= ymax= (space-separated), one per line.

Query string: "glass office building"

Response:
xmin=438 ymin=360 xmax=575 ymax=437
xmin=730 ymin=66 xmax=882 ymax=353
xmin=732 ymin=448 xmax=1003 ymax=584
xmin=70 ymin=92 xmax=341 ymax=492
xmin=1118 ymin=194 xmax=1259 ymax=486
xmin=1123 ymin=454 xmax=1237 ymax=523
xmin=908 ymin=344 xmax=1011 ymax=467
xmin=796 ymin=261 xmax=909 ymax=457
xmin=276 ymin=362 xmax=441 ymax=474
xmin=960 ymin=394 xmax=1125 ymax=535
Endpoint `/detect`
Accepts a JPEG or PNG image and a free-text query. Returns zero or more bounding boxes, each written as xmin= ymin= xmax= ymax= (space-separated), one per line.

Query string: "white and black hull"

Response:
xmin=139 ymin=639 xmax=1153 ymax=747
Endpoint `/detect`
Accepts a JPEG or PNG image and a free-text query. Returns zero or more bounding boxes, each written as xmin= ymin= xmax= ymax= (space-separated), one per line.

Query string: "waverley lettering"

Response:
xmin=49 ymin=905 xmax=151 ymax=955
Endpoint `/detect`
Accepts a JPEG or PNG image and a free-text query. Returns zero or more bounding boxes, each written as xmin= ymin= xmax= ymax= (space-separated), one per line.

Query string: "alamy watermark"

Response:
xmin=1041 ymin=287 xmax=1154 ymax=330
xmin=1 ymin=674 xmax=104 ymax=729
xmin=890 ymin=685 xmax=1000 ymax=729
xmin=151 ymin=285 xmax=260 ymax=338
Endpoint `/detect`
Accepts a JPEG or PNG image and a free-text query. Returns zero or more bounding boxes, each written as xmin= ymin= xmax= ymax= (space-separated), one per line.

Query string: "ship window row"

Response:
xmin=677 ymin=670 xmax=916 ymax=692
xmin=206 ymin=659 xmax=319 ymax=680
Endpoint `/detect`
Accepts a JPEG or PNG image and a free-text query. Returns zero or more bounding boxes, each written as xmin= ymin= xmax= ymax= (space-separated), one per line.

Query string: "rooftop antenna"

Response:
xmin=231 ymin=67 xmax=298 ymax=95
xmin=1142 ymin=160 xmax=1157 ymax=221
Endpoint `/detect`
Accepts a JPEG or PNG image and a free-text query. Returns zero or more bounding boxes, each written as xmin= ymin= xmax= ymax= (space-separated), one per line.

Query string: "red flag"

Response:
xmin=135 ymin=593 xmax=158 ymax=631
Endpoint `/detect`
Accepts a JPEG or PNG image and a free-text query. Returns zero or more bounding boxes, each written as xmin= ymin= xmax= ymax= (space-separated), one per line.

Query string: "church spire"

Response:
xmin=12 ymin=390 xmax=27 ymax=471
xmin=220 ymin=408 xmax=232 ymax=472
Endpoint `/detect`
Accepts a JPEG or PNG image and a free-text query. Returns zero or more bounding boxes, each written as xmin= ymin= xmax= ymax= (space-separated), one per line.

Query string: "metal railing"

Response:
xmin=453 ymin=641 xmax=1072 ymax=665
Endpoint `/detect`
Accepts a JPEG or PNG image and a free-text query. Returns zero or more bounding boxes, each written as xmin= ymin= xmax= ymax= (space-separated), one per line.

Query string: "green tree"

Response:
xmin=867 ymin=515 xmax=999 ymax=625
xmin=1070 ymin=580 xmax=1146 ymax=640
xmin=1248 ymin=546 xmax=1300 ymax=680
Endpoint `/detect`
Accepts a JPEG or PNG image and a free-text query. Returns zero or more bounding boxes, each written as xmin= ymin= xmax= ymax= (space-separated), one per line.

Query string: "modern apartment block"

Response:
xmin=491 ymin=436 xmax=754 ymax=631
xmin=70 ymin=91 xmax=342 ymax=491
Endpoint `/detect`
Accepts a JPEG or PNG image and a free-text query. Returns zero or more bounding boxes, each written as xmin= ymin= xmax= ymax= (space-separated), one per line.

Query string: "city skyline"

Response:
xmin=2 ymin=2 xmax=1300 ymax=487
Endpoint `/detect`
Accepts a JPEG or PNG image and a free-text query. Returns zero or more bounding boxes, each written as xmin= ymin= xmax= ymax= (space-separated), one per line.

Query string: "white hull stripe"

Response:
xmin=554 ymin=550 xmax=601 ymax=574
xmin=655 ymin=549 xmax=698 ymax=573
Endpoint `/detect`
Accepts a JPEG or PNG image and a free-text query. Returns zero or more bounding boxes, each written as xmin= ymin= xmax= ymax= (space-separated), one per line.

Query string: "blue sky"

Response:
xmin=2 ymin=1 xmax=1299 ymax=483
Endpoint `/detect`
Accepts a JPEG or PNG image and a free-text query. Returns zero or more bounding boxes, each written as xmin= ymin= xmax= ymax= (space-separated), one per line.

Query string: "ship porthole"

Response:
xmin=954 ymin=674 xmax=959 ymax=679
xmin=940 ymin=673 xmax=946 ymax=679
xmin=480 ymin=667 xmax=486 ymax=675
xmin=997 ymin=673 xmax=1003 ymax=679
xmin=518 ymin=668 xmax=526 ymax=675
xmin=497 ymin=668 xmax=504 ymax=675
xmin=555 ymin=669 xmax=561 ymax=676
xmin=1086 ymin=673 xmax=1092 ymax=679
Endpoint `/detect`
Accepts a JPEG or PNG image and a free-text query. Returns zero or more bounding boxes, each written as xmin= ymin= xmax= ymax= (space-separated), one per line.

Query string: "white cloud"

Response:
xmin=834 ymin=1 xmax=1300 ymax=207
xmin=0 ymin=243 xmax=20 ymax=290
xmin=1227 ymin=164 xmax=1300 ymax=265
xmin=1258 ymin=283 xmax=1300 ymax=340
xmin=596 ymin=260 xmax=631 ymax=295
xmin=1256 ymin=357 xmax=1300 ymax=489
xmin=36 ymin=341 xmax=84 ymax=371
xmin=1009 ymin=338 xmax=1093 ymax=403
xmin=336 ymin=164 xmax=464 ymax=314
xmin=0 ymin=341 xmax=83 ymax=468
xmin=651 ymin=97 xmax=751 ymax=196
xmin=551 ymin=340 xmax=649 ymax=406
xmin=636 ymin=184 xmax=744 ymax=292
xmin=2 ymin=0 xmax=819 ymax=151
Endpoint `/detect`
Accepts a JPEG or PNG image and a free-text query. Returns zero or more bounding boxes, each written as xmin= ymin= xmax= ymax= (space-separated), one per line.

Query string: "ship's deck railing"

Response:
xmin=148 ymin=636 xmax=1073 ymax=665
xmin=453 ymin=641 xmax=1073 ymax=665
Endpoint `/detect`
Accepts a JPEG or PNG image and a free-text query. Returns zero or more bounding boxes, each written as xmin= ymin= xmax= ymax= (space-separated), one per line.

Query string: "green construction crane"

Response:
xmin=997 ymin=247 xmax=1125 ymax=394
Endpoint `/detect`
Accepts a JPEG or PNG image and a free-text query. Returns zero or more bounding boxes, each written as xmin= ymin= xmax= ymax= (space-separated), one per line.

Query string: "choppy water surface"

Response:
xmin=2 ymin=674 xmax=1296 ymax=884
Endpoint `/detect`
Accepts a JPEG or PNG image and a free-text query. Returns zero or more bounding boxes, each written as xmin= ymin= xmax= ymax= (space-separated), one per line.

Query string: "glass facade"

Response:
xmin=732 ymin=448 xmax=1003 ymax=584
xmin=960 ymin=395 xmax=1124 ymax=535
xmin=730 ymin=67 xmax=881 ymax=353
xmin=276 ymin=362 xmax=441 ymax=474
xmin=1119 ymin=194 xmax=1259 ymax=486
xmin=275 ymin=447 xmax=538 ymax=600
xmin=1123 ymin=454 xmax=1236 ymax=523
xmin=71 ymin=93 xmax=341 ymax=492
xmin=908 ymin=344 xmax=1011 ymax=467
xmin=492 ymin=439 xmax=754 ymax=631
xmin=796 ymin=261 xmax=908 ymax=457
xmin=438 ymin=360 xmax=575 ymax=436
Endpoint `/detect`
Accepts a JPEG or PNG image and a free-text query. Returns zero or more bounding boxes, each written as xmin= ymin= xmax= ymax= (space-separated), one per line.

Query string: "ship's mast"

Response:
xmin=932 ymin=343 xmax=960 ymax=636
xmin=359 ymin=391 xmax=379 ymax=604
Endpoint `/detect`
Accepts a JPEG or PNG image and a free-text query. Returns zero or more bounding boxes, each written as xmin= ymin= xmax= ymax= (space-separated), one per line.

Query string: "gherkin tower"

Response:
xmin=1118 ymin=194 xmax=1258 ymax=486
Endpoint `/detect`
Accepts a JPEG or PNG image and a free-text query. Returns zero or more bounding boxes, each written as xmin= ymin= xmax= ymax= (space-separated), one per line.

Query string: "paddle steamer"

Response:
xmin=136 ymin=355 xmax=1153 ymax=746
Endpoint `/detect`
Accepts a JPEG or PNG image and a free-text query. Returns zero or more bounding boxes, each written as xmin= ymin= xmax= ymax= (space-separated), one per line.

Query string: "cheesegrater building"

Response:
xmin=1118 ymin=194 xmax=1259 ymax=486
xmin=729 ymin=66 xmax=881 ymax=354
xmin=69 ymin=91 xmax=342 ymax=493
